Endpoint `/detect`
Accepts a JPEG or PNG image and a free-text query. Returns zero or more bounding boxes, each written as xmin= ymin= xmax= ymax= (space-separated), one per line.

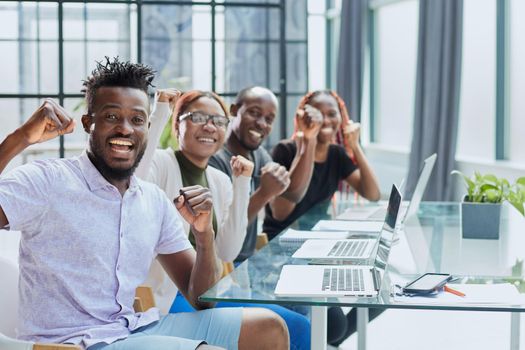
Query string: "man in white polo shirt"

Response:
xmin=0 ymin=57 xmax=288 ymax=350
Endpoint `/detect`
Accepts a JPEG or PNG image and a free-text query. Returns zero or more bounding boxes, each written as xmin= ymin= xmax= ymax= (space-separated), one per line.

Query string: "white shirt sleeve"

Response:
xmin=155 ymin=192 xmax=192 ymax=255
xmin=0 ymin=161 xmax=53 ymax=232
xmin=135 ymin=102 xmax=172 ymax=182
xmin=214 ymin=173 xmax=251 ymax=262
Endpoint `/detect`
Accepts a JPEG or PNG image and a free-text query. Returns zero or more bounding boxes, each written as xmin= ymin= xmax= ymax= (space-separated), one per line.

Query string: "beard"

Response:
xmin=87 ymin=135 xmax=146 ymax=181
xmin=239 ymin=138 xmax=259 ymax=151
xmin=237 ymin=131 xmax=262 ymax=152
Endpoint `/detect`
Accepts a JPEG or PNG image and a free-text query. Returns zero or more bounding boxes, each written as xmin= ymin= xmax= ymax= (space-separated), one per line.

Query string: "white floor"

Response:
xmin=337 ymin=308 xmax=522 ymax=350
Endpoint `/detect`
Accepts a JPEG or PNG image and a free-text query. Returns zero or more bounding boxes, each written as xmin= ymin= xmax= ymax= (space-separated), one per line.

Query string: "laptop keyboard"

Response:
xmin=328 ymin=240 xmax=368 ymax=257
xmin=322 ymin=268 xmax=365 ymax=292
xmin=369 ymin=208 xmax=386 ymax=220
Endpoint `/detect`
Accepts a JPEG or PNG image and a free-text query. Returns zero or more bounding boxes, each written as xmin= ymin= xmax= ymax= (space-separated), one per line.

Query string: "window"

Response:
xmin=457 ymin=0 xmax=497 ymax=160
xmin=307 ymin=0 xmax=326 ymax=91
xmin=63 ymin=3 xmax=135 ymax=150
xmin=371 ymin=0 xmax=418 ymax=149
xmin=0 ymin=0 xmax=308 ymax=167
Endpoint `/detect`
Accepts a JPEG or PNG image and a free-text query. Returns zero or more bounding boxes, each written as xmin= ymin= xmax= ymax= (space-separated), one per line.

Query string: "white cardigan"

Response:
xmin=135 ymin=102 xmax=250 ymax=313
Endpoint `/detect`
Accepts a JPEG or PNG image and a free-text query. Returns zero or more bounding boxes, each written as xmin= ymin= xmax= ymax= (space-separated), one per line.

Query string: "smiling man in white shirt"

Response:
xmin=0 ymin=57 xmax=288 ymax=350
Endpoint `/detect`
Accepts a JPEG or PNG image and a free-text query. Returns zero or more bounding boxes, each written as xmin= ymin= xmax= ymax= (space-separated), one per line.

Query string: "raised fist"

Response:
xmin=295 ymin=104 xmax=323 ymax=140
xmin=156 ymin=88 xmax=182 ymax=112
xmin=258 ymin=162 xmax=290 ymax=199
xmin=175 ymin=185 xmax=214 ymax=236
xmin=343 ymin=120 xmax=361 ymax=151
xmin=230 ymin=155 xmax=254 ymax=177
xmin=19 ymin=99 xmax=75 ymax=145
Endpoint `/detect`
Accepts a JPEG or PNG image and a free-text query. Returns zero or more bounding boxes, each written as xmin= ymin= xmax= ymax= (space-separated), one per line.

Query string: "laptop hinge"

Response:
xmin=372 ymin=268 xmax=381 ymax=291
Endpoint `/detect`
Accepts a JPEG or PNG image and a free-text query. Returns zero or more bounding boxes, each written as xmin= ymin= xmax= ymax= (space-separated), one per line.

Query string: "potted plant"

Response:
xmin=451 ymin=171 xmax=525 ymax=239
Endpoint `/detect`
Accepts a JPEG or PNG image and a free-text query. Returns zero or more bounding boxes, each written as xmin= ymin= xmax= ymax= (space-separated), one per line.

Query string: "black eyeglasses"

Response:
xmin=179 ymin=111 xmax=230 ymax=129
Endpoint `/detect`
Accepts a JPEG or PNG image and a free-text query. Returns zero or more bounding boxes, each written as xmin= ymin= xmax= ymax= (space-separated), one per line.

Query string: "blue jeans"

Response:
xmin=170 ymin=292 xmax=311 ymax=350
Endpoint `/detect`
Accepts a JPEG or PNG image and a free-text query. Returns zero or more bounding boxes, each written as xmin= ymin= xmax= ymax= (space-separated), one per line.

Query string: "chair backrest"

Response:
xmin=256 ymin=233 xmax=269 ymax=251
xmin=0 ymin=256 xmax=19 ymax=338
xmin=0 ymin=333 xmax=33 ymax=350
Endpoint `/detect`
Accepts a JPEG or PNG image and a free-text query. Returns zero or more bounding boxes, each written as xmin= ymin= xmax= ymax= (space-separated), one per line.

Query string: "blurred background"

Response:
xmin=0 ymin=0 xmax=523 ymax=199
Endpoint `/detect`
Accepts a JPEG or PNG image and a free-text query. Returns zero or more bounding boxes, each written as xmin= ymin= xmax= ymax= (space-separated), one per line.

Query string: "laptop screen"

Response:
xmin=405 ymin=153 xmax=437 ymax=219
xmin=382 ymin=184 xmax=402 ymax=232
xmin=374 ymin=184 xmax=402 ymax=270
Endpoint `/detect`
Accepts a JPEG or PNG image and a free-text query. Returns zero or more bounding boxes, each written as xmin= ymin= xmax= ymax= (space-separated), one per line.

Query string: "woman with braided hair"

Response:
xmin=263 ymin=90 xmax=380 ymax=238
xmin=263 ymin=90 xmax=382 ymax=346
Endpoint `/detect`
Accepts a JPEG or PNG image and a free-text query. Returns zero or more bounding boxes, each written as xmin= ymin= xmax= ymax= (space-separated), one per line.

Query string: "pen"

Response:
xmin=444 ymin=285 xmax=466 ymax=297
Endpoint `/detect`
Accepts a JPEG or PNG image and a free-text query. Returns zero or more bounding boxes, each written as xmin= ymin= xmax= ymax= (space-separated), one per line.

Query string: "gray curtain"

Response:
xmin=406 ymin=0 xmax=463 ymax=201
xmin=336 ymin=0 xmax=368 ymax=123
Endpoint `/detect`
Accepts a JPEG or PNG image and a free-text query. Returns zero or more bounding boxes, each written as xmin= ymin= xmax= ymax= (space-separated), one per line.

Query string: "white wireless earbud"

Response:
xmin=89 ymin=124 xmax=95 ymax=132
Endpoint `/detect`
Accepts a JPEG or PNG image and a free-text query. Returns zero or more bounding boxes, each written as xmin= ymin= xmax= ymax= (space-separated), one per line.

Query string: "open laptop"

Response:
xmin=274 ymin=187 xmax=400 ymax=297
xmin=292 ymin=184 xmax=401 ymax=262
xmin=336 ymin=153 xmax=436 ymax=222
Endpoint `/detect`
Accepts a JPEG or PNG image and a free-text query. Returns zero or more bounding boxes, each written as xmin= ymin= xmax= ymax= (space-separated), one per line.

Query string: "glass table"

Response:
xmin=201 ymin=200 xmax=525 ymax=350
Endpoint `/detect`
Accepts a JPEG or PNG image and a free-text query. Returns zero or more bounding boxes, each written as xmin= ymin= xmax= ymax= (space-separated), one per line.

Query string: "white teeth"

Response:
xmin=109 ymin=139 xmax=132 ymax=146
xmin=249 ymin=130 xmax=262 ymax=138
xmin=321 ymin=127 xmax=333 ymax=133
xmin=198 ymin=137 xmax=216 ymax=143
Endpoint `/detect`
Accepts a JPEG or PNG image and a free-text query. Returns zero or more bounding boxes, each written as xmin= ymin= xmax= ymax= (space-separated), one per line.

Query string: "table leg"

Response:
xmin=357 ymin=308 xmax=369 ymax=350
xmin=311 ymin=306 xmax=327 ymax=350
xmin=510 ymin=312 xmax=520 ymax=350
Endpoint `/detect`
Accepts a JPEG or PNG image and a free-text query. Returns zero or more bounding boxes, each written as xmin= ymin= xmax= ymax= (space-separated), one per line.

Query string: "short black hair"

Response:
xmin=233 ymin=86 xmax=256 ymax=107
xmin=82 ymin=56 xmax=156 ymax=114
xmin=233 ymin=86 xmax=277 ymax=107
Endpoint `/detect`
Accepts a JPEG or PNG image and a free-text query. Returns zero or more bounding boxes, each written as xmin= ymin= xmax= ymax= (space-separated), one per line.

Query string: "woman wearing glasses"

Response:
xmin=136 ymin=89 xmax=253 ymax=314
xmin=137 ymin=89 xmax=310 ymax=350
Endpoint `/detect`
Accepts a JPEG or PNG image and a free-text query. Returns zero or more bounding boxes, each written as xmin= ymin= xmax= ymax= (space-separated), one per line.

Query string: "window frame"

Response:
xmin=0 ymin=0 xmax=298 ymax=158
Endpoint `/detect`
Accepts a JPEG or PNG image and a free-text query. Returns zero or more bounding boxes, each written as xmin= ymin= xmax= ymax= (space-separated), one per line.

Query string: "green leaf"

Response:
xmin=451 ymin=170 xmax=475 ymax=192
xmin=485 ymin=189 xmax=501 ymax=203
xmin=483 ymin=174 xmax=499 ymax=185
xmin=453 ymin=171 xmax=525 ymax=210
xmin=480 ymin=183 xmax=499 ymax=193
xmin=508 ymin=192 xmax=524 ymax=216
xmin=474 ymin=172 xmax=483 ymax=183
xmin=508 ymin=198 xmax=525 ymax=216
xmin=159 ymin=117 xmax=179 ymax=150
xmin=512 ymin=259 xmax=523 ymax=276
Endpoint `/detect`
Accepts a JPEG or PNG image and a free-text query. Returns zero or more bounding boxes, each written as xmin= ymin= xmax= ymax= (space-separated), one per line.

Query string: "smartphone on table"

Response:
xmin=403 ymin=273 xmax=452 ymax=294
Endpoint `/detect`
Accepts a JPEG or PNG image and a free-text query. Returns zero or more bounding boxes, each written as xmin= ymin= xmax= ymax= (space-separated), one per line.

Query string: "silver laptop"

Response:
xmin=336 ymin=153 xmax=436 ymax=222
xmin=274 ymin=265 xmax=381 ymax=297
xmin=292 ymin=184 xmax=402 ymax=262
xmin=274 ymin=187 xmax=400 ymax=297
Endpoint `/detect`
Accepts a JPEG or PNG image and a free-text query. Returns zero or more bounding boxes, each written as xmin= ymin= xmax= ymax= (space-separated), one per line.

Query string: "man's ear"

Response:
xmin=230 ymin=103 xmax=239 ymax=117
xmin=81 ymin=114 xmax=93 ymax=134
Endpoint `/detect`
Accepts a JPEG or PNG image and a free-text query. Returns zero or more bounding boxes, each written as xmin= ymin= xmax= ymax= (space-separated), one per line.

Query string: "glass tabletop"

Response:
xmin=200 ymin=199 xmax=525 ymax=312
